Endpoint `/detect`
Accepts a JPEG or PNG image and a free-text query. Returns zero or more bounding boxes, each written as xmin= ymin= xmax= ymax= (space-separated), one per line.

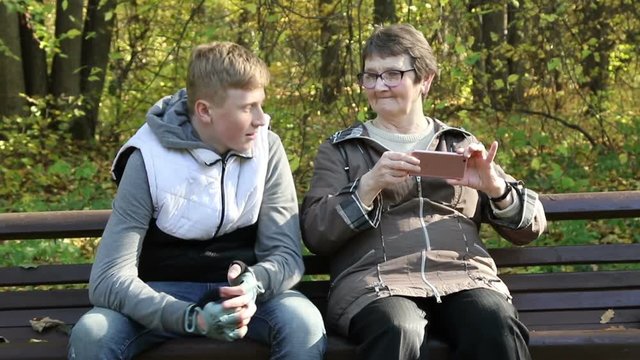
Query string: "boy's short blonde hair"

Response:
xmin=187 ymin=42 xmax=270 ymax=114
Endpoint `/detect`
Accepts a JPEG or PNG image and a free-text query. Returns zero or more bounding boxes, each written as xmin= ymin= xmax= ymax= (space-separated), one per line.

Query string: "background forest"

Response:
xmin=0 ymin=0 xmax=638 ymax=267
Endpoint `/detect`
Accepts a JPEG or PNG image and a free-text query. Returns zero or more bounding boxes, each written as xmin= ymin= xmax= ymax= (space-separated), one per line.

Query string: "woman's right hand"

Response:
xmin=357 ymin=151 xmax=421 ymax=206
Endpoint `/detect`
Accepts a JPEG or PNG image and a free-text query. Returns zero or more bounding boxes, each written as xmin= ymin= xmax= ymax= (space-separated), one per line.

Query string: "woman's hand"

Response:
xmin=448 ymin=141 xmax=507 ymax=199
xmin=357 ymin=151 xmax=421 ymax=206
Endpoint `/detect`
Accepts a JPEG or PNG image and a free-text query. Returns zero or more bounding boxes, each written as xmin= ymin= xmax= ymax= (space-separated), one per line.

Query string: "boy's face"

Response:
xmin=201 ymin=87 xmax=266 ymax=154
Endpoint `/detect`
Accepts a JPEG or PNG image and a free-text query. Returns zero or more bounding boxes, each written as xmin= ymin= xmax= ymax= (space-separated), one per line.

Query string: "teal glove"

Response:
xmin=183 ymin=261 xmax=264 ymax=341
xmin=229 ymin=260 xmax=264 ymax=303
xmin=184 ymin=303 xmax=243 ymax=341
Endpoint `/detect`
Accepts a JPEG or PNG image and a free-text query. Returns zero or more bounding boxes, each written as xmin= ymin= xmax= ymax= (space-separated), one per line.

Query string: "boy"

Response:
xmin=68 ymin=42 xmax=326 ymax=360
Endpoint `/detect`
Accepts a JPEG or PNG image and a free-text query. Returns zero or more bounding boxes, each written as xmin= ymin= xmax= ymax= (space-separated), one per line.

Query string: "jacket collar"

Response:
xmin=330 ymin=118 xmax=472 ymax=145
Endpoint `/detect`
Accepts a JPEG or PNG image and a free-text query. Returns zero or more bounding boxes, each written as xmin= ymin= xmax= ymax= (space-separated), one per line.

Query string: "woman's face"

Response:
xmin=362 ymin=54 xmax=426 ymax=121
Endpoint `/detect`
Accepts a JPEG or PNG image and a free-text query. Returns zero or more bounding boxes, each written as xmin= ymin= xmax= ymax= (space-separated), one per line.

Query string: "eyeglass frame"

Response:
xmin=357 ymin=68 xmax=416 ymax=89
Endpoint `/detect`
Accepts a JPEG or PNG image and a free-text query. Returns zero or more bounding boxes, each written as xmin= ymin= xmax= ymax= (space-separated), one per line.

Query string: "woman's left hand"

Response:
xmin=448 ymin=141 xmax=506 ymax=198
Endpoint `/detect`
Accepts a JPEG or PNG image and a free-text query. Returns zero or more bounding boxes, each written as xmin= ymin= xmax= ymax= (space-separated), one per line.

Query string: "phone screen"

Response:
xmin=410 ymin=150 xmax=467 ymax=179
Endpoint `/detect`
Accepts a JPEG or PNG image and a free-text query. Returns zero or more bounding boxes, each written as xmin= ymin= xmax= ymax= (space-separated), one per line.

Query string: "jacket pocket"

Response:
xmin=330 ymin=249 xmax=376 ymax=292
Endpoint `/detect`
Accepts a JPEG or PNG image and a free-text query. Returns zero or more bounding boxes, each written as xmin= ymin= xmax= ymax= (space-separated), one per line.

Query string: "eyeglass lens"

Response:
xmin=359 ymin=69 xmax=414 ymax=89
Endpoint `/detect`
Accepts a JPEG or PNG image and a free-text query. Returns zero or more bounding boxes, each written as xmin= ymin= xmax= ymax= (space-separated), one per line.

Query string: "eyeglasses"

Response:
xmin=357 ymin=68 xmax=416 ymax=89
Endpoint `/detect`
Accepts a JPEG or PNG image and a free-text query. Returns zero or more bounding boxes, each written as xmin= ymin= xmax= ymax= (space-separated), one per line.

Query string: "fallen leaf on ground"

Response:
xmin=605 ymin=325 xmax=627 ymax=330
xmin=30 ymin=317 xmax=67 ymax=333
xmin=599 ymin=309 xmax=615 ymax=324
xmin=29 ymin=338 xmax=48 ymax=343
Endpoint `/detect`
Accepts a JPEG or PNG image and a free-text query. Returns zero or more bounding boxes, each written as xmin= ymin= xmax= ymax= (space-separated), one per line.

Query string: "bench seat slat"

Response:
xmin=530 ymin=328 xmax=640 ymax=344
xmin=520 ymin=308 xmax=640 ymax=328
xmin=1 ymin=328 xmax=638 ymax=360
xmin=530 ymin=328 xmax=640 ymax=360
xmin=0 ymin=339 xmax=272 ymax=360
xmin=0 ymin=308 xmax=90 ymax=328
xmin=0 ymin=326 xmax=71 ymax=343
xmin=528 ymin=323 xmax=638 ymax=331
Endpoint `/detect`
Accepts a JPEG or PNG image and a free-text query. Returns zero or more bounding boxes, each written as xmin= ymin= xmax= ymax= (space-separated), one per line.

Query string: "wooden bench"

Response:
xmin=1 ymin=191 xmax=639 ymax=359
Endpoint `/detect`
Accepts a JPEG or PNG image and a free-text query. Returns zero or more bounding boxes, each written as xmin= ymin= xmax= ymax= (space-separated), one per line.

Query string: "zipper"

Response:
xmin=212 ymin=157 xmax=227 ymax=238
xmin=417 ymin=176 xmax=442 ymax=303
xmin=417 ymin=176 xmax=431 ymax=250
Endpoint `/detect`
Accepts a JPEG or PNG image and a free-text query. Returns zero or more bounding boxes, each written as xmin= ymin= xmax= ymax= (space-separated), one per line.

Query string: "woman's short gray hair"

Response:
xmin=361 ymin=23 xmax=439 ymax=82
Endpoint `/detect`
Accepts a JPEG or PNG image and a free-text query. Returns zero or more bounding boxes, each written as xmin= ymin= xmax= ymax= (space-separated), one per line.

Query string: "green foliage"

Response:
xmin=0 ymin=239 xmax=97 ymax=267
xmin=0 ymin=96 xmax=115 ymax=212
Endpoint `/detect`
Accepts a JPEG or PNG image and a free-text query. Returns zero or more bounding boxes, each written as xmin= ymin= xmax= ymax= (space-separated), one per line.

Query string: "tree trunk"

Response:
xmin=577 ymin=2 xmax=613 ymax=147
xmin=468 ymin=0 xmax=486 ymax=104
xmin=319 ymin=0 xmax=344 ymax=106
xmin=234 ymin=8 xmax=252 ymax=49
xmin=482 ymin=1 xmax=506 ymax=109
xmin=74 ymin=0 xmax=116 ymax=140
xmin=0 ymin=2 xmax=27 ymax=117
xmin=506 ymin=2 xmax=524 ymax=108
xmin=19 ymin=9 xmax=48 ymax=97
xmin=469 ymin=0 xmax=507 ymax=109
xmin=257 ymin=0 xmax=279 ymax=66
xmin=373 ymin=0 xmax=396 ymax=24
xmin=20 ymin=10 xmax=49 ymax=97
xmin=579 ymin=2 xmax=612 ymax=94
xmin=50 ymin=0 xmax=84 ymax=98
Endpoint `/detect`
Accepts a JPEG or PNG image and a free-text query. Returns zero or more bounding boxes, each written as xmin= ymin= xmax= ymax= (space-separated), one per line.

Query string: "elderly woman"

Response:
xmin=301 ymin=24 xmax=546 ymax=360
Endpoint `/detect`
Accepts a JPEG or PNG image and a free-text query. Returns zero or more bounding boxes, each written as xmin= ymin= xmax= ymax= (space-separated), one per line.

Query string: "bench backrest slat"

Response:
xmin=514 ymin=289 xmax=640 ymax=311
xmin=1 ymin=192 xmax=639 ymax=241
xmin=0 ymin=210 xmax=110 ymax=240
xmin=0 ymin=289 xmax=89 ymax=311
xmin=490 ymin=244 xmax=640 ymax=267
xmin=541 ymin=191 xmax=640 ymax=220
xmin=0 ymin=264 xmax=92 ymax=287
xmin=304 ymin=244 xmax=640 ymax=276
xmin=502 ymin=270 xmax=640 ymax=292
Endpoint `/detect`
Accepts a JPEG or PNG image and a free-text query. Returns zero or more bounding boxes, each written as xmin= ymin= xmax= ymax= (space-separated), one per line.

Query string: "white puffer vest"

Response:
xmin=112 ymin=119 xmax=270 ymax=240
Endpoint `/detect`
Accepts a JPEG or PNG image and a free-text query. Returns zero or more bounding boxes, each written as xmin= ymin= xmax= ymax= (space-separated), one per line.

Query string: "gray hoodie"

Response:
xmin=88 ymin=89 xmax=304 ymax=334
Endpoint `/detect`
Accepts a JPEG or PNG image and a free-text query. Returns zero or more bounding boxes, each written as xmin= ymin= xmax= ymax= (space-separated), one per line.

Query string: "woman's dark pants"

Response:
xmin=349 ymin=288 xmax=531 ymax=360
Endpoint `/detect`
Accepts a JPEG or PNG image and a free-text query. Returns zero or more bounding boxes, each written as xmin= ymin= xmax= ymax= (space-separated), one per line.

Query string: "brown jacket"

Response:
xmin=300 ymin=120 xmax=547 ymax=336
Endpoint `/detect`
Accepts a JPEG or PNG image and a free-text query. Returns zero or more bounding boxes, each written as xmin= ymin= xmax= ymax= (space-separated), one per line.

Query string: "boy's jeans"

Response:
xmin=68 ymin=282 xmax=326 ymax=360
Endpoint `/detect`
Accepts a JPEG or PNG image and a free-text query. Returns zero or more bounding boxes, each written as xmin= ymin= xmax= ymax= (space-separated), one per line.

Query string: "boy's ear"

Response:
xmin=194 ymin=99 xmax=213 ymax=124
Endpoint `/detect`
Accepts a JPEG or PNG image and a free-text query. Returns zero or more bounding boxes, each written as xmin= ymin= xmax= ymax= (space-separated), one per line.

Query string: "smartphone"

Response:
xmin=410 ymin=150 xmax=467 ymax=179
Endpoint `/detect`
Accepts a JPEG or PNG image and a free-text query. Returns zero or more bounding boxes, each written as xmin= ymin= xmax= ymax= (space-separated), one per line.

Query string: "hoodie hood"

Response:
xmin=146 ymin=88 xmax=204 ymax=150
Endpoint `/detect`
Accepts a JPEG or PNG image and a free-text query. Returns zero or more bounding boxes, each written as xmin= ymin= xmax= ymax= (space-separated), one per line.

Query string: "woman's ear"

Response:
xmin=421 ymin=74 xmax=435 ymax=99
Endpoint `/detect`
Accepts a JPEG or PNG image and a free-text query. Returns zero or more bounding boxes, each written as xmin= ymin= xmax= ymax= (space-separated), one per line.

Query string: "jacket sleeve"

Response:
xmin=300 ymin=141 xmax=381 ymax=256
xmin=481 ymin=166 xmax=547 ymax=245
xmin=88 ymin=150 xmax=191 ymax=334
xmin=251 ymin=132 xmax=305 ymax=301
